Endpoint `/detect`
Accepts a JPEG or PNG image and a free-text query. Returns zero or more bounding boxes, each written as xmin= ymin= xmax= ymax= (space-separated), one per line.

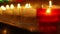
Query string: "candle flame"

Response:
xmin=42 ymin=5 xmax=43 ymax=8
xmin=10 ymin=4 xmax=14 ymax=9
xmin=49 ymin=0 xmax=52 ymax=7
xmin=17 ymin=3 xmax=21 ymax=8
xmin=46 ymin=8 xmax=51 ymax=15
xmin=25 ymin=3 xmax=31 ymax=8
xmin=6 ymin=5 xmax=10 ymax=9
xmin=1 ymin=5 xmax=6 ymax=10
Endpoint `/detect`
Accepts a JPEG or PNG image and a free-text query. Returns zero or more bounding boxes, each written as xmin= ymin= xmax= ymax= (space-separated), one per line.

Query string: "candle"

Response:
xmin=22 ymin=3 xmax=36 ymax=17
xmin=43 ymin=8 xmax=58 ymax=23
xmin=37 ymin=1 xmax=59 ymax=23
xmin=6 ymin=5 xmax=10 ymax=9
xmin=16 ymin=3 xmax=21 ymax=15
xmin=37 ymin=0 xmax=60 ymax=33
xmin=1 ymin=5 xmax=6 ymax=15
xmin=17 ymin=3 xmax=21 ymax=8
xmin=6 ymin=5 xmax=10 ymax=15
xmin=10 ymin=4 xmax=15 ymax=15
xmin=10 ymin=4 xmax=14 ymax=9
xmin=1 ymin=6 xmax=6 ymax=11
xmin=20 ymin=3 xmax=36 ymax=31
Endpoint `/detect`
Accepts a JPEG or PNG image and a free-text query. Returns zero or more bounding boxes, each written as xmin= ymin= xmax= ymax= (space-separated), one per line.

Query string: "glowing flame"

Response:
xmin=49 ymin=0 xmax=52 ymax=7
xmin=46 ymin=8 xmax=51 ymax=15
xmin=17 ymin=3 xmax=21 ymax=8
xmin=6 ymin=5 xmax=10 ymax=9
xmin=25 ymin=3 xmax=31 ymax=8
xmin=42 ymin=5 xmax=43 ymax=8
xmin=1 ymin=5 xmax=6 ymax=10
xmin=10 ymin=4 xmax=14 ymax=9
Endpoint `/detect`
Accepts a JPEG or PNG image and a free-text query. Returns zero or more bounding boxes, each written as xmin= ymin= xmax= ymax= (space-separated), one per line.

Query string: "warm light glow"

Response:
xmin=49 ymin=0 xmax=52 ymax=7
xmin=17 ymin=3 xmax=21 ymax=8
xmin=6 ymin=5 xmax=10 ymax=9
xmin=25 ymin=3 xmax=31 ymax=8
xmin=3 ymin=29 xmax=7 ymax=34
xmin=1 ymin=5 xmax=6 ymax=10
xmin=10 ymin=4 xmax=14 ymax=9
xmin=46 ymin=8 xmax=51 ymax=15
xmin=42 ymin=5 xmax=43 ymax=8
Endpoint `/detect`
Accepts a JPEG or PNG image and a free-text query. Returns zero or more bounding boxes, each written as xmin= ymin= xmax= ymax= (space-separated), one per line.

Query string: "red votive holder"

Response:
xmin=37 ymin=8 xmax=59 ymax=23
xmin=37 ymin=8 xmax=60 ymax=33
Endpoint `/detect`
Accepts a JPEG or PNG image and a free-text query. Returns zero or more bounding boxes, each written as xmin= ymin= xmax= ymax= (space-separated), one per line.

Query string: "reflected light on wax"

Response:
xmin=10 ymin=4 xmax=14 ymax=9
xmin=25 ymin=3 xmax=32 ymax=8
xmin=1 ymin=6 xmax=6 ymax=10
xmin=17 ymin=3 xmax=21 ymax=8
xmin=6 ymin=5 xmax=10 ymax=9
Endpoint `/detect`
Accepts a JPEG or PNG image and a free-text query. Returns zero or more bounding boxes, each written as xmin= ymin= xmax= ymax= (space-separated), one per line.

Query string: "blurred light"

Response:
xmin=49 ymin=0 xmax=52 ymax=7
xmin=10 ymin=4 xmax=14 ymax=9
xmin=3 ymin=29 xmax=7 ymax=34
xmin=46 ymin=8 xmax=51 ymax=15
xmin=17 ymin=3 xmax=21 ymax=8
xmin=42 ymin=5 xmax=43 ymax=8
xmin=1 ymin=5 xmax=6 ymax=10
xmin=6 ymin=5 xmax=10 ymax=9
xmin=25 ymin=3 xmax=32 ymax=8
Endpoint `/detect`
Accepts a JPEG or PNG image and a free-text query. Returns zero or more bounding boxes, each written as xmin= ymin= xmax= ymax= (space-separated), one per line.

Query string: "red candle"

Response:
xmin=37 ymin=7 xmax=60 ymax=33
xmin=37 ymin=0 xmax=60 ymax=33
xmin=37 ymin=8 xmax=59 ymax=23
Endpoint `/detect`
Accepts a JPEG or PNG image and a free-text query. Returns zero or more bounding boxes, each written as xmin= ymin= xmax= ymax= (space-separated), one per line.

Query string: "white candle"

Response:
xmin=16 ymin=3 xmax=21 ymax=15
xmin=17 ymin=3 xmax=21 ymax=8
xmin=22 ymin=3 xmax=36 ymax=17
xmin=6 ymin=5 xmax=10 ymax=9
xmin=10 ymin=4 xmax=14 ymax=9
xmin=6 ymin=5 xmax=10 ymax=15
xmin=1 ymin=5 xmax=6 ymax=15
xmin=1 ymin=6 xmax=6 ymax=10
xmin=10 ymin=4 xmax=15 ymax=15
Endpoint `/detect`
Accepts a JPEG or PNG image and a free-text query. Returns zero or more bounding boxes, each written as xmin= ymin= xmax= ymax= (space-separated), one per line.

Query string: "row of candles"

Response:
xmin=0 ymin=0 xmax=60 ymax=33
xmin=0 ymin=3 xmax=36 ymax=17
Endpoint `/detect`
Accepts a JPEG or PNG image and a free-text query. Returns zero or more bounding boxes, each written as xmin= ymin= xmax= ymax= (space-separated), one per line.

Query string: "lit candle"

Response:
xmin=1 ymin=5 xmax=6 ymax=11
xmin=38 ymin=0 xmax=60 ymax=33
xmin=10 ymin=4 xmax=14 ymax=9
xmin=17 ymin=3 xmax=21 ymax=8
xmin=1 ymin=5 xmax=6 ymax=15
xmin=6 ymin=5 xmax=10 ymax=14
xmin=37 ymin=0 xmax=59 ymax=23
xmin=10 ymin=4 xmax=15 ymax=15
xmin=22 ymin=3 xmax=36 ymax=17
xmin=16 ymin=3 xmax=21 ymax=15
xmin=6 ymin=5 xmax=10 ymax=9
